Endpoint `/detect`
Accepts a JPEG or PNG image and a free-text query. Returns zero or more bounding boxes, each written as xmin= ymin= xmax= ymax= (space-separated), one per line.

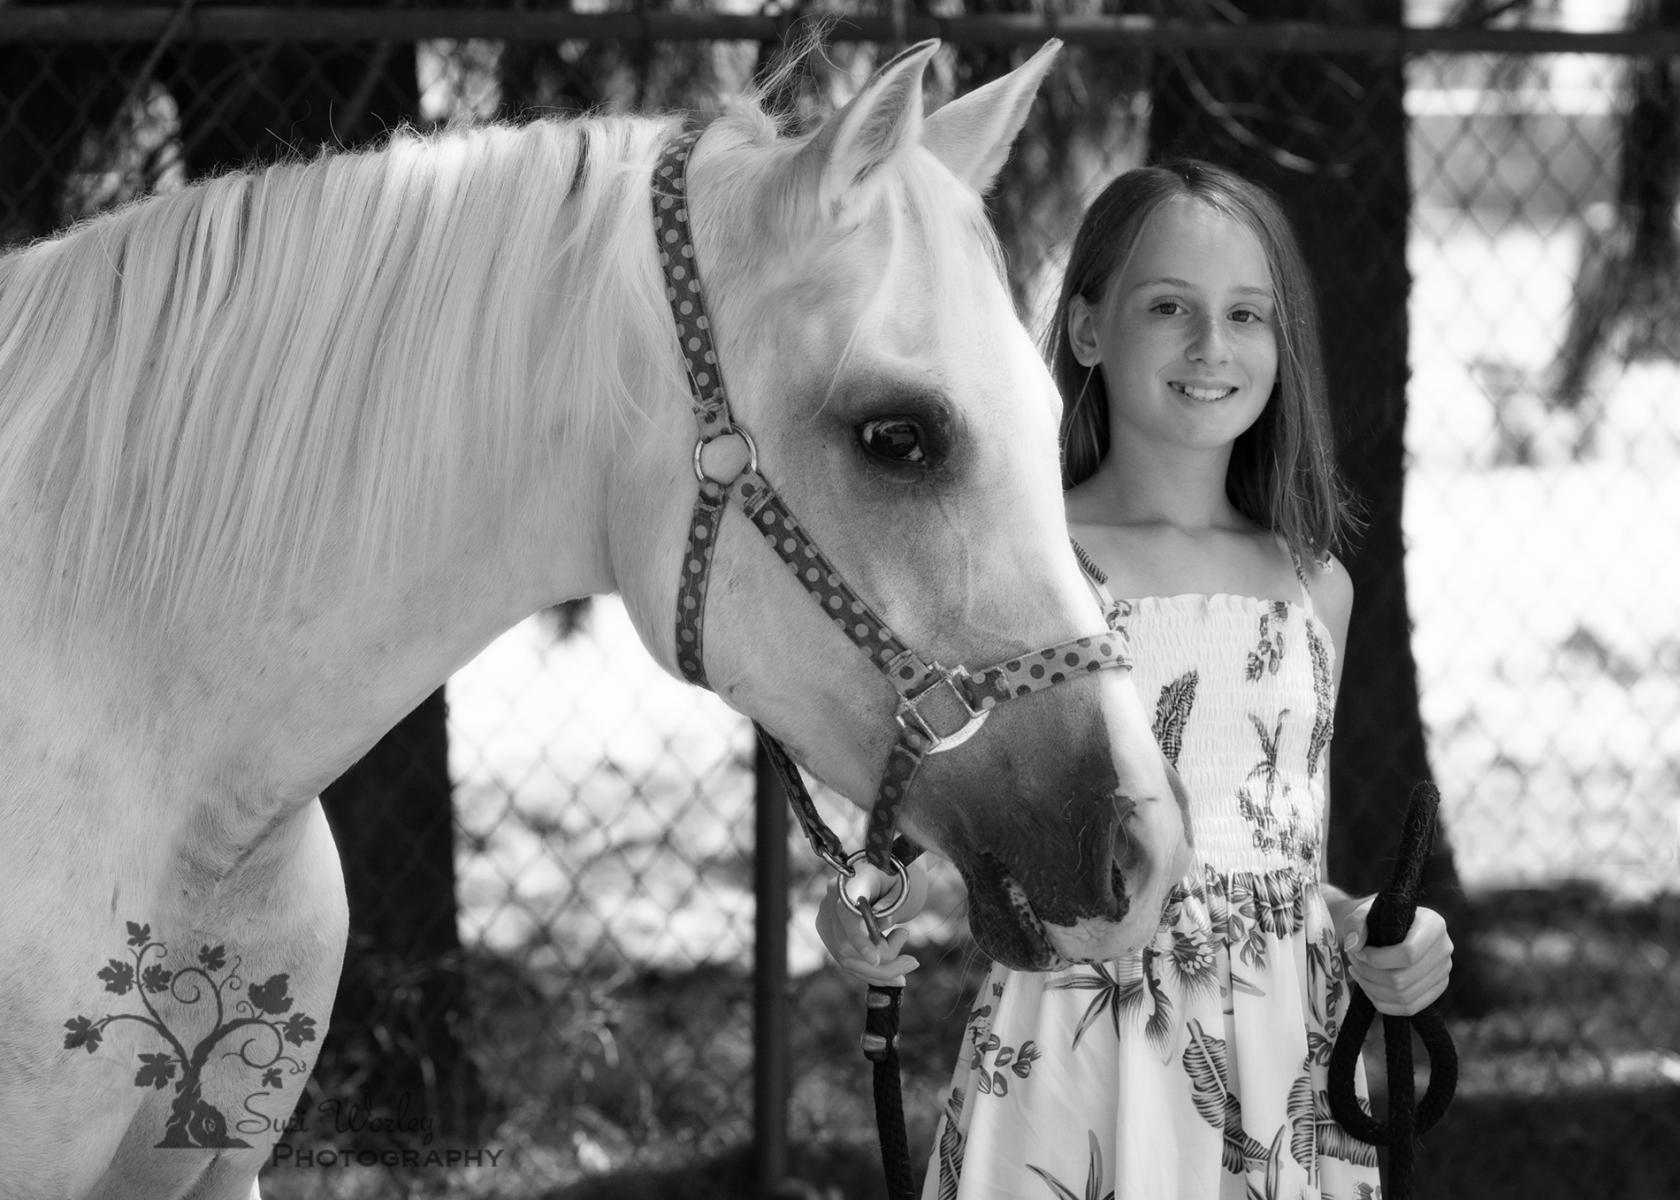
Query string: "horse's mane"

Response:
xmin=0 ymin=67 xmax=1004 ymax=626
xmin=0 ymin=109 xmax=705 ymax=620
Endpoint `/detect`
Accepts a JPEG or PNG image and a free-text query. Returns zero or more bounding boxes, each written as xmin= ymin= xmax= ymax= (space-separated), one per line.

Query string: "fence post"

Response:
xmin=753 ymin=738 xmax=791 ymax=1197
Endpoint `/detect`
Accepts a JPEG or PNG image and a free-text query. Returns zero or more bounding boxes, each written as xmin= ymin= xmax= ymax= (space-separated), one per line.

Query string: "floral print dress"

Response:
xmin=923 ymin=586 xmax=1381 ymax=1200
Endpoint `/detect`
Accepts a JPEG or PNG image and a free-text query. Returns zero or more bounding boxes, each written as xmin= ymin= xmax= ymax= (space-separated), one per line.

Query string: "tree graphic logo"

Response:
xmin=62 ymin=920 xmax=318 ymax=1148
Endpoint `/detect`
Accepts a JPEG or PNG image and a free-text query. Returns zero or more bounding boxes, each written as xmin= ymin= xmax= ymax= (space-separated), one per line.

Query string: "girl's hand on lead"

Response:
xmin=1341 ymin=897 xmax=1453 ymax=1016
xmin=815 ymin=858 xmax=931 ymax=988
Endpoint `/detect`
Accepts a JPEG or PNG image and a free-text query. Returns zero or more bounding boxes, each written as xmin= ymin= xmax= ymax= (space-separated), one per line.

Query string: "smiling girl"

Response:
xmin=821 ymin=160 xmax=1453 ymax=1199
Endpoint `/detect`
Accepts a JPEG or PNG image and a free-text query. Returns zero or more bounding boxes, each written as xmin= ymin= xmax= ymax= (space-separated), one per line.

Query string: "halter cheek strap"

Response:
xmin=651 ymin=127 xmax=1134 ymax=874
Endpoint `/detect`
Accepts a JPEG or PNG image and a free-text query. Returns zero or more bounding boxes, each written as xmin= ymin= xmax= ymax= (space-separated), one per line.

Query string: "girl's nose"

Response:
xmin=1187 ymin=313 xmax=1231 ymax=365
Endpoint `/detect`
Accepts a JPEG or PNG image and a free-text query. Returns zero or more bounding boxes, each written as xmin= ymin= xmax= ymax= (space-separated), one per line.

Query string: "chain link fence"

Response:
xmin=4 ymin=8 xmax=1677 ymax=1198
xmin=1399 ymin=47 xmax=1680 ymax=1189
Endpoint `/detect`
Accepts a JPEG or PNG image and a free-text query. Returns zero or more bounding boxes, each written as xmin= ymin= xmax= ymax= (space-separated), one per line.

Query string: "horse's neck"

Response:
xmin=0 ymin=445 xmax=614 ymax=879
xmin=0 ymin=112 xmax=702 ymax=875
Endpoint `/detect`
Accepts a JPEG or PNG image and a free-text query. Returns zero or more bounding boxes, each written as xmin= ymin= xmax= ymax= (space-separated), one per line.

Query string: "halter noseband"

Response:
xmin=651 ymin=128 xmax=1134 ymax=874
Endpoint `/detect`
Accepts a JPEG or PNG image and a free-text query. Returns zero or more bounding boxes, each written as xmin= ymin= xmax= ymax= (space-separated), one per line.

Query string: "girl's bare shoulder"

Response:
xmin=1306 ymin=552 xmax=1354 ymax=652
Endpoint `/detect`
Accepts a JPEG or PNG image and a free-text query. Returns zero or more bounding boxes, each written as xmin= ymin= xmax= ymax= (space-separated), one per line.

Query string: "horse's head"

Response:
xmin=610 ymin=41 xmax=1192 ymax=970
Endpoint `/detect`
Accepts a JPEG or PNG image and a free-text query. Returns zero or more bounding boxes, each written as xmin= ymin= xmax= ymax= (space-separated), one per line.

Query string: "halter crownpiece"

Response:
xmin=650 ymin=127 xmax=1135 ymax=875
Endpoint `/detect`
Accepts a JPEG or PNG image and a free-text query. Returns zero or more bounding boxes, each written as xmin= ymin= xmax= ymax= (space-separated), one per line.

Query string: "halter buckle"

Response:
xmin=895 ymin=664 xmax=989 ymax=755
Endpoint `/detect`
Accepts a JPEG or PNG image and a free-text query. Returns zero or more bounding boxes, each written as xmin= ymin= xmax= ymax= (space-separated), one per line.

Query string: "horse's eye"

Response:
xmin=858 ymin=418 xmax=926 ymax=464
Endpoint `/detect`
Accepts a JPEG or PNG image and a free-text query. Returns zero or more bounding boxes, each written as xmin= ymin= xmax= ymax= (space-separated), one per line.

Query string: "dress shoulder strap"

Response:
xmin=1071 ymin=538 xmax=1132 ymax=633
xmin=1280 ymin=537 xmax=1316 ymax=617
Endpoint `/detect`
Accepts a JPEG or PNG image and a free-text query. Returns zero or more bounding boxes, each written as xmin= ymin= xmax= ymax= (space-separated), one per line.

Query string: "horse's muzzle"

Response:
xmin=953 ymin=761 xmax=1195 ymax=970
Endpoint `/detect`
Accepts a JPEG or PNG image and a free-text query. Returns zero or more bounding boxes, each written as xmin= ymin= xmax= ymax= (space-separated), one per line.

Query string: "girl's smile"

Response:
xmin=1168 ymin=380 xmax=1239 ymax=402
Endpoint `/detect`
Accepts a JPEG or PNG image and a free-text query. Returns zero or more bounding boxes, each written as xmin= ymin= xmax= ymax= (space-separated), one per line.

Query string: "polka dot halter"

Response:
xmin=650 ymin=128 xmax=1135 ymax=874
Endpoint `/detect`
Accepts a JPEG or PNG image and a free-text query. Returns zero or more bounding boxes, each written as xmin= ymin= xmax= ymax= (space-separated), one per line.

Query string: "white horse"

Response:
xmin=0 ymin=41 xmax=1191 ymax=1198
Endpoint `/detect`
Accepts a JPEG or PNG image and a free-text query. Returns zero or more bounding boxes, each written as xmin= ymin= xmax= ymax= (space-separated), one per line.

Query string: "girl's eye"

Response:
xmin=859 ymin=418 xmax=926 ymax=464
xmin=1231 ymin=308 xmax=1266 ymax=324
xmin=1150 ymin=300 xmax=1186 ymax=316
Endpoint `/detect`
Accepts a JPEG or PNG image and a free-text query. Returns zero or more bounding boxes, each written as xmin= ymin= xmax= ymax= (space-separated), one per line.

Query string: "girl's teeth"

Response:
xmin=1172 ymin=382 xmax=1234 ymax=402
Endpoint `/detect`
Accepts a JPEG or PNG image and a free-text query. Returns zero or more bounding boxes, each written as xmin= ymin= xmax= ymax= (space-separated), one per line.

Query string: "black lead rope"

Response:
xmin=861 ymin=984 xmax=916 ymax=1200
xmin=1327 ymin=784 xmax=1459 ymax=1200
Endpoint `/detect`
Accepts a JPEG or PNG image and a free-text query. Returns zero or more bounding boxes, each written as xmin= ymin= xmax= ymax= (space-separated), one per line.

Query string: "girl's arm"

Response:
xmin=1313 ymin=553 xmax=1359 ymax=928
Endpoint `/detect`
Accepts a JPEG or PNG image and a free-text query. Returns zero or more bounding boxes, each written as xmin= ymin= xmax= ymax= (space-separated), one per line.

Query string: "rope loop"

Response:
xmin=1326 ymin=784 xmax=1459 ymax=1199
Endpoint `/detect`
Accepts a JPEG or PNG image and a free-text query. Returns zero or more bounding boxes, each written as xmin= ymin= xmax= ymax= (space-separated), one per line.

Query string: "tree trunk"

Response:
xmin=317 ymin=689 xmax=490 ymax=1142
xmin=1145 ymin=0 xmax=1484 ymax=1012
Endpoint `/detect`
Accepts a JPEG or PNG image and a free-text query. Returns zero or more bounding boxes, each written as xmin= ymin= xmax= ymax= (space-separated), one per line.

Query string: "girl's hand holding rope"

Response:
xmin=1338 ymin=896 xmax=1454 ymax=1016
xmin=816 ymin=858 xmax=932 ymax=988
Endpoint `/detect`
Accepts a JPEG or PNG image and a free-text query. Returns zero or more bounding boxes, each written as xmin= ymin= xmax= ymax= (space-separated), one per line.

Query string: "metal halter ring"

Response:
xmin=835 ymin=848 xmax=911 ymax=929
xmin=692 ymin=426 xmax=758 ymax=487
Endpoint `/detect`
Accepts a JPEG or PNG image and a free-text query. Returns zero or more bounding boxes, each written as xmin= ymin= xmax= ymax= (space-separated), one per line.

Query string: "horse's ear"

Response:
xmin=796 ymin=39 xmax=940 ymax=222
xmin=923 ymin=39 xmax=1061 ymax=195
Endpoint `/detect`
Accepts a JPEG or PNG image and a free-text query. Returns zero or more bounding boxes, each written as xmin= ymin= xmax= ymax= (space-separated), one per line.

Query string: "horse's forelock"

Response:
xmin=697 ymin=131 xmax=1006 ymax=411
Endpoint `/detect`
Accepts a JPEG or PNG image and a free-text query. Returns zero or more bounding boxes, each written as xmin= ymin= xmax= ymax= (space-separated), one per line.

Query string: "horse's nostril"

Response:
xmin=970 ymin=852 xmax=1060 ymax=967
xmin=1108 ymin=865 xmax=1131 ymax=921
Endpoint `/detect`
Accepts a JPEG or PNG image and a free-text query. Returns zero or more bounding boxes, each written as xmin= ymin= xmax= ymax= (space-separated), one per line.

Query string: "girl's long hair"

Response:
xmin=1046 ymin=158 xmax=1360 ymax=564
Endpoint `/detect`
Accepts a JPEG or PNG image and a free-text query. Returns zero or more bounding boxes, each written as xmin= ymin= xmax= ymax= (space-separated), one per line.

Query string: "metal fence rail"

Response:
xmin=5 ymin=10 xmax=1677 ymax=1199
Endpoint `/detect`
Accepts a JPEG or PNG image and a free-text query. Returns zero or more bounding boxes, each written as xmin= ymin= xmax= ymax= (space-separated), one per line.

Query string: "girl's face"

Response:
xmin=1069 ymin=195 xmax=1279 ymax=457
